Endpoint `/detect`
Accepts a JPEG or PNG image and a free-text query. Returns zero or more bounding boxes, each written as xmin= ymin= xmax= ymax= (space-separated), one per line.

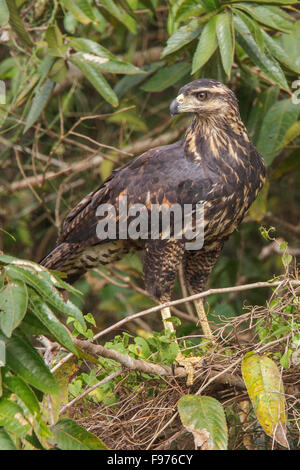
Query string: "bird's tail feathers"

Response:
xmin=39 ymin=242 xmax=84 ymax=284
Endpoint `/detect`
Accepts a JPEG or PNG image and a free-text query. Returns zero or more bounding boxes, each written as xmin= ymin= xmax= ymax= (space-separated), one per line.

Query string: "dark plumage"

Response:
xmin=40 ymin=79 xmax=265 ymax=336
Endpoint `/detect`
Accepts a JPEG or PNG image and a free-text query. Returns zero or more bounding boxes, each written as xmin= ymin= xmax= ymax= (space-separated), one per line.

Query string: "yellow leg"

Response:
xmin=161 ymin=306 xmax=175 ymax=333
xmin=194 ymin=298 xmax=214 ymax=340
xmin=161 ymin=306 xmax=202 ymax=386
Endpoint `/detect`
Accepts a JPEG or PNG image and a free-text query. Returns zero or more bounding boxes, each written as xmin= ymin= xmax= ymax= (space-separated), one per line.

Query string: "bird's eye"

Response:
xmin=197 ymin=91 xmax=207 ymax=101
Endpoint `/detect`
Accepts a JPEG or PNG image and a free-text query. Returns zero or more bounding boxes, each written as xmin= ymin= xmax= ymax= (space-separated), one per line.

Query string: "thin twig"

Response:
xmin=93 ymin=279 xmax=300 ymax=341
xmin=59 ymin=369 xmax=123 ymax=416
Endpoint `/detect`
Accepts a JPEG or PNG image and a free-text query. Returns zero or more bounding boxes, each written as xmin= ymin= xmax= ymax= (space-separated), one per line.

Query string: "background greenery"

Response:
xmin=0 ymin=0 xmax=299 ymax=450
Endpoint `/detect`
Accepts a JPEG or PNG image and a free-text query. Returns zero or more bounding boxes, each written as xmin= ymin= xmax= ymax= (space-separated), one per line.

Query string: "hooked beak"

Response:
xmin=170 ymin=93 xmax=185 ymax=116
xmin=170 ymin=98 xmax=179 ymax=116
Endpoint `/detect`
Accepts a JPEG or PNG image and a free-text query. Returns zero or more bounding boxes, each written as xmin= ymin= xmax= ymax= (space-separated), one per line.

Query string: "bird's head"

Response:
xmin=170 ymin=79 xmax=239 ymax=119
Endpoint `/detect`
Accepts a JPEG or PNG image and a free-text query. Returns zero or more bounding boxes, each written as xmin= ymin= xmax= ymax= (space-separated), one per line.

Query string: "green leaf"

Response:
xmin=114 ymin=62 xmax=164 ymax=98
xmin=242 ymin=353 xmax=288 ymax=448
xmin=4 ymin=376 xmax=40 ymax=415
xmin=76 ymin=0 xmax=97 ymax=21
xmin=271 ymin=149 xmax=300 ymax=179
xmin=53 ymin=418 xmax=108 ymax=450
xmin=192 ymin=16 xmax=218 ymax=74
xmin=99 ymin=0 xmax=136 ymax=34
xmin=262 ymin=30 xmax=300 ymax=74
xmin=24 ymin=79 xmax=54 ymax=133
xmin=200 ymin=0 xmax=221 ymax=10
xmin=28 ymin=289 xmax=77 ymax=355
xmin=234 ymin=15 xmax=288 ymax=90
xmin=60 ymin=0 xmax=93 ymax=25
xmin=5 ymin=335 xmax=58 ymax=394
xmin=5 ymin=264 xmax=85 ymax=327
xmin=234 ymin=8 xmax=264 ymax=53
xmin=70 ymin=37 xmax=114 ymax=59
xmin=216 ymin=12 xmax=234 ymax=78
xmin=141 ymin=62 xmax=190 ymax=92
xmin=277 ymin=23 xmax=300 ymax=73
xmin=0 ymin=0 xmax=9 ymax=26
xmin=178 ymin=395 xmax=228 ymax=450
xmin=276 ymin=121 xmax=300 ymax=152
xmin=45 ymin=24 xmax=66 ymax=57
xmin=234 ymin=4 xmax=293 ymax=33
xmin=234 ymin=0 xmax=298 ymax=3
xmin=6 ymin=0 xmax=33 ymax=46
xmin=69 ymin=54 xmax=118 ymax=107
xmin=162 ymin=19 xmax=202 ymax=57
xmin=247 ymin=86 xmax=280 ymax=143
xmin=0 ymin=427 xmax=18 ymax=450
xmin=71 ymin=50 xmax=141 ymax=76
xmin=256 ymin=98 xmax=300 ymax=165
xmin=0 ymin=399 xmax=30 ymax=438
xmin=0 ymin=280 xmax=28 ymax=337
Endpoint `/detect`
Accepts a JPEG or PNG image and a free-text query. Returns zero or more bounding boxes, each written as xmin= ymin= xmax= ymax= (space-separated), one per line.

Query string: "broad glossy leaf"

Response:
xmin=76 ymin=0 xmax=96 ymax=21
xmin=0 ymin=399 xmax=30 ymax=438
xmin=242 ymin=353 xmax=288 ymax=448
xmin=247 ymin=86 xmax=280 ymax=143
xmin=234 ymin=9 xmax=264 ymax=53
xmin=162 ymin=19 xmax=202 ymax=57
xmin=256 ymin=98 xmax=300 ymax=165
xmin=24 ymin=79 xmax=54 ymax=133
xmin=278 ymin=23 xmax=300 ymax=72
xmin=53 ymin=418 xmax=108 ymax=450
xmin=28 ymin=289 xmax=77 ymax=355
xmin=5 ymin=264 xmax=85 ymax=327
xmin=4 ymin=376 xmax=40 ymax=415
xmin=99 ymin=0 xmax=136 ymax=34
xmin=276 ymin=121 xmax=300 ymax=152
xmin=0 ymin=427 xmax=17 ymax=450
xmin=5 ymin=335 xmax=58 ymax=394
xmin=0 ymin=0 xmax=9 ymax=26
xmin=178 ymin=395 xmax=228 ymax=450
xmin=69 ymin=54 xmax=118 ymax=107
xmin=0 ymin=280 xmax=28 ymax=337
xmin=45 ymin=24 xmax=66 ymax=57
xmin=71 ymin=50 xmax=141 ymax=75
xmin=262 ymin=30 xmax=300 ymax=73
xmin=234 ymin=4 xmax=293 ymax=32
xmin=235 ymin=0 xmax=297 ymax=3
xmin=201 ymin=0 xmax=221 ymax=10
xmin=175 ymin=3 xmax=205 ymax=23
xmin=271 ymin=150 xmax=300 ymax=179
xmin=115 ymin=62 xmax=164 ymax=98
xmin=60 ymin=0 xmax=92 ymax=25
xmin=141 ymin=62 xmax=190 ymax=92
xmin=70 ymin=37 xmax=115 ymax=59
xmin=234 ymin=15 xmax=288 ymax=90
xmin=216 ymin=12 xmax=234 ymax=78
xmin=20 ymin=311 xmax=52 ymax=336
xmin=192 ymin=16 xmax=218 ymax=74
xmin=6 ymin=0 xmax=33 ymax=46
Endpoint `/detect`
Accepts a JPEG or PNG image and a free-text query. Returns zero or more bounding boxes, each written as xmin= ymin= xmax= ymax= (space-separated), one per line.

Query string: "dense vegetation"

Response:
xmin=0 ymin=0 xmax=299 ymax=450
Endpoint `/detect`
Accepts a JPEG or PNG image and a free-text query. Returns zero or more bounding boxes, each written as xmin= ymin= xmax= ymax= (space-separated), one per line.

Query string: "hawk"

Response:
xmin=40 ymin=79 xmax=265 ymax=343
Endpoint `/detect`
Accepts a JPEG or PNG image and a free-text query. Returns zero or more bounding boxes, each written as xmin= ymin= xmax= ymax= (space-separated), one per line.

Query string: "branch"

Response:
xmin=93 ymin=279 xmax=300 ymax=341
xmin=73 ymin=338 xmax=187 ymax=379
xmin=59 ymin=369 xmax=123 ymax=416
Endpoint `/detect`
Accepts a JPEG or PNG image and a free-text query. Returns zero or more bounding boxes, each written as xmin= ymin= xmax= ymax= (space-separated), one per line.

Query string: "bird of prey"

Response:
xmin=40 ymin=79 xmax=265 ymax=347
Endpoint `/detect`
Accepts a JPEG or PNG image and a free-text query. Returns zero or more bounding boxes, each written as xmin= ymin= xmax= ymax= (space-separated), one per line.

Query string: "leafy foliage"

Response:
xmin=0 ymin=0 xmax=299 ymax=451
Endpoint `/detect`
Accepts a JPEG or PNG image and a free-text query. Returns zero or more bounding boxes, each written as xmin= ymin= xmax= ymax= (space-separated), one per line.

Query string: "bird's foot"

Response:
xmin=175 ymin=351 xmax=203 ymax=386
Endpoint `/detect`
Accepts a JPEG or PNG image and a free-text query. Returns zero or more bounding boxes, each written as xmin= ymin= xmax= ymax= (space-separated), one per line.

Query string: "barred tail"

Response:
xmin=39 ymin=242 xmax=85 ymax=284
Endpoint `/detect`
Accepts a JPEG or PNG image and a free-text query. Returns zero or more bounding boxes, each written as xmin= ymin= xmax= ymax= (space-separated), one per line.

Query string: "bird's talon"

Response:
xmin=175 ymin=351 xmax=203 ymax=386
